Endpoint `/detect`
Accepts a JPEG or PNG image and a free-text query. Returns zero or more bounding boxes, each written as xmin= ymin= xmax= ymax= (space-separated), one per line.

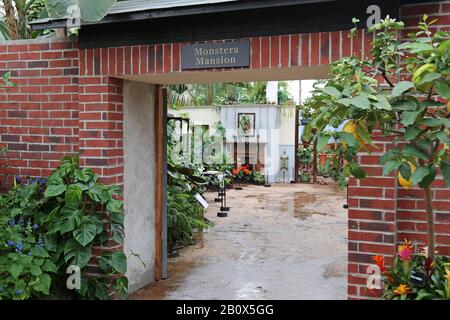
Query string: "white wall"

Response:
xmin=173 ymin=107 xmax=220 ymax=132
xmin=123 ymin=81 xmax=156 ymax=293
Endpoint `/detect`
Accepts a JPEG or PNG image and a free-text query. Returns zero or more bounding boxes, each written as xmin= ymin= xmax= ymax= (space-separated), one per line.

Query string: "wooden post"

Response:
xmin=154 ymin=85 xmax=165 ymax=281
xmin=294 ymin=106 xmax=299 ymax=183
xmin=312 ymin=128 xmax=318 ymax=183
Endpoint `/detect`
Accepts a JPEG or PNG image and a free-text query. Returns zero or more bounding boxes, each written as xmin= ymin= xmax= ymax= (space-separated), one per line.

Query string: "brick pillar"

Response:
xmin=78 ymin=49 xmax=125 ymax=279
xmin=347 ymin=1 xmax=450 ymax=300
xmin=347 ymin=132 xmax=397 ymax=299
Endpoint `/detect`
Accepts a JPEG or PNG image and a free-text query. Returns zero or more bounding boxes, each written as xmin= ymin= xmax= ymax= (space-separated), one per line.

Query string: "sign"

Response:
xmin=410 ymin=270 xmax=426 ymax=287
xmin=181 ymin=41 xmax=250 ymax=70
xmin=194 ymin=193 xmax=209 ymax=209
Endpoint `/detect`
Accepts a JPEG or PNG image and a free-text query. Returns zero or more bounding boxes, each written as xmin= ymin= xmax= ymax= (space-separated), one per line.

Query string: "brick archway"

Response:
xmin=1 ymin=1 xmax=449 ymax=299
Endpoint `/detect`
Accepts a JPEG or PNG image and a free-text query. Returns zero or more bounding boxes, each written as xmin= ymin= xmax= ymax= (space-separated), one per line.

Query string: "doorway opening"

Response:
xmin=126 ymin=70 xmax=349 ymax=299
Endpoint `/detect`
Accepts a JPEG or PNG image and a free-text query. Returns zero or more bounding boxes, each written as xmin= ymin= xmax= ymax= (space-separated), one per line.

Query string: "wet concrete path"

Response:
xmin=131 ymin=182 xmax=348 ymax=300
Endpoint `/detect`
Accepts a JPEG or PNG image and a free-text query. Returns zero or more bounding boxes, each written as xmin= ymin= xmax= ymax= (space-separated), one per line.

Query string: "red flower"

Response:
xmin=232 ymin=169 xmax=239 ymax=175
xmin=243 ymin=169 xmax=251 ymax=175
xmin=398 ymin=239 xmax=413 ymax=262
xmin=373 ymin=255 xmax=386 ymax=273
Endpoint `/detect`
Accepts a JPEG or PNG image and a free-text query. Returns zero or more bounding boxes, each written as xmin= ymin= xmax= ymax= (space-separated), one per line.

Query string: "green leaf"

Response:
xmin=30 ymin=265 xmax=43 ymax=276
xmin=10 ymin=264 xmax=24 ymax=279
xmin=392 ymin=100 xmax=418 ymax=111
xmin=56 ymin=206 xmax=81 ymax=235
xmin=106 ymin=198 xmax=123 ymax=214
xmin=351 ymin=165 xmax=366 ymax=179
xmin=419 ymin=166 xmax=436 ymax=188
xmin=322 ymin=86 xmax=341 ymax=98
xmin=404 ymin=126 xmax=421 ymax=140
xmin=441 ymin=160 xmax=450 ymax=189
xmin=411 ymin=166 xmax=431 ymax=185
xmin=437 ymin=131 xmax=450 ymax=144
xmin=401 ymin=111 xmax=420 ymax=126
xmin=392 ymin=81 xmax=415 ymax=97
xmin=73 ymin=221 xmax=97 ymax=247
xmin=65 ymin=184 xmax=82 ymax=208
xmin=100 ymin=252 xmax=127 ymax=274
xmin=349 ymin=94 xmax=371 ymax=109
xmin=64 ymin=239 xmax=92 ymax=268
xmin=383 ymin=160 xmax=401 ymax=176
xmin=110 ymin=222 xmax=124 ymax=244
xmin=95 ymin=283 xmax=110 ymax=300
xmin=419 ymin=118 xmax=442 ymax=127
xmin=317 ymin=134 xmax=332 ymax=151
xmin=402 ymin=145 xmax=429 ymax=160
xmin=435 ymin=81 xmax=450 ymax=99
xmin=45 ymin=0 xmax=116 ymax=22
xmin=417 ymin=72 xmax=441 ymax=87
xmin=373 ymin=95 xmax=392 ymax=110
xmin=34 ymin=273 xmax=51 ymax=295
xmin=338 ymin=132 xmax=358 ymax=147
xmin=41 ymin=260 xmax=57 ymax=273
xmin=44 ymin=184 xmax=66 ymax=198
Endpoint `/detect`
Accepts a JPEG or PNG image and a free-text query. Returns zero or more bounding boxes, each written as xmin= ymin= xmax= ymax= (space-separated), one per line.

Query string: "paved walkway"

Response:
xmin=131 ymin=182 xmax=348 ymax=300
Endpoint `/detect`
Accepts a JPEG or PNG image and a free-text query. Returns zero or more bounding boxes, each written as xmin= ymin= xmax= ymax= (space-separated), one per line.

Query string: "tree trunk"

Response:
xmin=3 ymin=0 xmax=19 ymax=40
xmin=423 ymin=186 xmax=436 ymax=260
xmin=312 ymin=129 xmax=318 ymax=183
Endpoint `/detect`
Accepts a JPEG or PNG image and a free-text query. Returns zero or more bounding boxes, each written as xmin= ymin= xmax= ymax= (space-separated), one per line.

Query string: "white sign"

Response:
xmin=195 ymin=193 xmax=209 ymax=209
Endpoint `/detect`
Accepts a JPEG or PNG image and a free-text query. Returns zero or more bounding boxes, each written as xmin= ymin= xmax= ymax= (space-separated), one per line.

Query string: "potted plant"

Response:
xmin=299 ymin=171 xmax=311 ymax=183
xmin=297 ymin=146 xmax=313 ymax=164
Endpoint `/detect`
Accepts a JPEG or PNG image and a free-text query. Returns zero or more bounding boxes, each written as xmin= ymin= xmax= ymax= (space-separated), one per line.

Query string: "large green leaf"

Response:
xmin=73 ymin=220 xmax=97 ymax=247
xmin=65 ymin=184 xmax=82 ymax=208
xmin=33 ymin=274 xmax=51 ymax=295
xmin=99 ymin=252 xmax=127 ymax=274
xmin=44 ymin=184 xmax=66 ymax=198
xmin=56 ymin=206 xmax=81 ymax=234
xmin=64 ymin=239 xmax=92 ymax=268
xmin=46 ymin=0 xmax=116 ymax=22
xmin=349 ymin=94 xmax=371 ymax=109
xmin=317 ymin=133 xmax=332 ymax=151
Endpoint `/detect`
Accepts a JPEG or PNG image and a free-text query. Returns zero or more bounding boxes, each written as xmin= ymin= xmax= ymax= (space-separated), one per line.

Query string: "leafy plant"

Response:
xmin=374 ymin=240 xmax=450 ymax=300
xmin=297 ymin=146 xmax=314 ymax=164
xmin=0 ymin=178 xmax=55 ymax=300
xmin=306 ymin=16 xmax=450 ymax=259
xmin=40 ymin=157 xmax=127 ymax=299
xmin=167 ymin=186 xmax=207 ymax=251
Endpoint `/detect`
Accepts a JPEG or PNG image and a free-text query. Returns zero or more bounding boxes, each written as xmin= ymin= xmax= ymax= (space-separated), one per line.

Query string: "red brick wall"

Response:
xmin=347 ymin=1 xmax=450 ymax=299
xmin=0 ymin=1 xmax=449 ymax=300
xmin=0 ymin=40 xmax=79 ymax=189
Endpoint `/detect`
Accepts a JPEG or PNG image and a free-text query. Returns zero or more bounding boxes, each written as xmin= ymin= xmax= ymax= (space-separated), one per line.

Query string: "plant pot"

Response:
xmin=300 ymin=176 xmax=311 ymax=183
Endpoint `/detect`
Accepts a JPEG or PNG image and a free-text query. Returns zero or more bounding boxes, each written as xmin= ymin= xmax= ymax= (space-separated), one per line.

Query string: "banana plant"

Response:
xmin=45 ymin=0 xmax=116 ymax=22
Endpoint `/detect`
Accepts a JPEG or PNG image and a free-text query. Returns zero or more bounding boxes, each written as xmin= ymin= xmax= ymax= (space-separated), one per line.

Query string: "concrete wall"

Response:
xmin=174 ymin=107 xmax=220 ymax=131
xmin=123 ymin=81 xmax=156 ymax=293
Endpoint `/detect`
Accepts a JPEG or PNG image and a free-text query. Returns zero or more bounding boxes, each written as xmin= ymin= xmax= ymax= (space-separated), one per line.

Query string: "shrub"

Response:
xmin=0 ymin=157 xmax=128 ymax=300
xmin=167 ymin=186 xmax=207 ymax=251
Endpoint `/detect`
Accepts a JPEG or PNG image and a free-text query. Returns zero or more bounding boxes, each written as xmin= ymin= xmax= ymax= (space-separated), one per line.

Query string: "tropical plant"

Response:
xmin=297 ymin=146 xmax=314 ymax=164
xmin=41 ymin=157 xmax=127 ymax=299
xmin=1 ymin=0 xmax=48 ymax=40
xmin=166 ymin=185 xmax=207 ymax=251
xmin=305 ymin=16 xmax=450 ymax=260
xmin=0 ymin=177 xmax=55 ymax=300
xmin=374 ymin=240 xmax=450 ymax=300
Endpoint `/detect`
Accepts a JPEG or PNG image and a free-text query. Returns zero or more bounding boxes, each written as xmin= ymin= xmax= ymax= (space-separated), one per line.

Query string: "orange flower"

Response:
xmin=398 ymin=239 xmax=413 ymax=262
xmin=373 ymin=255 xmax=386 ymax=273
xmin=393 ymin=284 xmax=411 ymax=296
xmin=243 ymin=169 xmax=251 ymax=175
xmin=232 ymin=169 xmax=239 ymax=175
